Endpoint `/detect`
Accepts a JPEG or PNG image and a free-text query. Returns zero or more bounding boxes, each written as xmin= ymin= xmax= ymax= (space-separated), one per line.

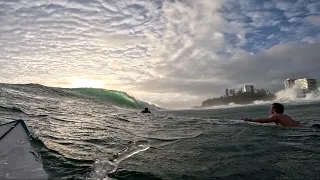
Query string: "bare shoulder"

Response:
xmin=268 ymin=114 xmax=279 ymax=121
xmin=283 ymin=114 xmax=294 ymax=119
xmin=269 ymin=114 xmax=278 ymax=119
xmin=275 ymin=114 xmax=293 ymax=121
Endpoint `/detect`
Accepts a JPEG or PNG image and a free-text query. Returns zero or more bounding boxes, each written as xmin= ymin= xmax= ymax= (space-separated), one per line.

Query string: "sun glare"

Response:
xmin=71 ymin=79 xmax=104 ymax=88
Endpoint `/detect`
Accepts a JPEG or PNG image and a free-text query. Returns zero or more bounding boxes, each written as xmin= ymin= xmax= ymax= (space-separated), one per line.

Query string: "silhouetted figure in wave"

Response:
xmin=141 ymin=107 xmax=151 ymax=113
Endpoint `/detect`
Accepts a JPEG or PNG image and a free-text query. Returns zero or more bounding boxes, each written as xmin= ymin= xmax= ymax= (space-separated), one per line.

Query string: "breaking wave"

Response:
xmin=0 ymin=83 xmax=159 ymax=109
xmin=201 ymin=85 xmax=320 ymax=109
xmin=275 ymin=84 xmax=320 ymax=102
xmin=69 ymin=88 xmax=145 ymax=108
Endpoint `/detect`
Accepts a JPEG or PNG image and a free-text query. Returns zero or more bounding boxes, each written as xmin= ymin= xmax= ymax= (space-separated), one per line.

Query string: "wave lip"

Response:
xmin=69 ymin=88 xmax=143 ymax=108
xmin=68 ymin=88 xmax=162 ymax=110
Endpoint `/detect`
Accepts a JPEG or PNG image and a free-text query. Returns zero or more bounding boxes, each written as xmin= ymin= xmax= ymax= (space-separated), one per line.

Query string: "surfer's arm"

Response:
xmin=242 ymin=116 xmax=277 ymax=123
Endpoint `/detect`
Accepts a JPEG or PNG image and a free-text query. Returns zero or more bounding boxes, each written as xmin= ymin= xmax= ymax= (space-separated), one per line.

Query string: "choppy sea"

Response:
xmin=0 ymin=83 xmax=319 ymax=180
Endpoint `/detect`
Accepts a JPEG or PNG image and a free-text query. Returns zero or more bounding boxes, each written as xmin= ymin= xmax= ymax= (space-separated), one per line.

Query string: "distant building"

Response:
xmin=226 ymin=88 xmax=235 ymax=96
xmin=243 ymin=85 xmax=254 ymax=93
xmin=284 ymin=79 xmax=296 ymax=89
xmin=227 ymin=88 xmax=236 ymax=96
xmin=294 ymin=78 xmax=318 ymax=92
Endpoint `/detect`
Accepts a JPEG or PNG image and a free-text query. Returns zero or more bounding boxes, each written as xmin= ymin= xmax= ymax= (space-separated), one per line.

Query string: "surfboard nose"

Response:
xmin=0 ymin=120 xmax=49 ymax=180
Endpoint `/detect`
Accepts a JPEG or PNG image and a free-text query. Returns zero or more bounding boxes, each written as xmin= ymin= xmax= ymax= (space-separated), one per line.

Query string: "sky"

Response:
xmin=0 ymin=0 xmax=320 ymax=108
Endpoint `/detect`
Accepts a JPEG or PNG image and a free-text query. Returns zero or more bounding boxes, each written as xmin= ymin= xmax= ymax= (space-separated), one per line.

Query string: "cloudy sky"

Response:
xmin=1 ymin=0 xmax=320 ymax=108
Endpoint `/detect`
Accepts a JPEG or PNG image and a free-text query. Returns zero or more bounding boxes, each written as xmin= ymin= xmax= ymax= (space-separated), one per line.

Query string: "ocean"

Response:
xmin=0 ymin=83 xmax=319 ymax=180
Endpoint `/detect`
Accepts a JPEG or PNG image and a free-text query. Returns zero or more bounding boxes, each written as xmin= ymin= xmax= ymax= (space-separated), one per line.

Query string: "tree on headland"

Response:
xmin=201 ymin=87 xmax=275 ymax=107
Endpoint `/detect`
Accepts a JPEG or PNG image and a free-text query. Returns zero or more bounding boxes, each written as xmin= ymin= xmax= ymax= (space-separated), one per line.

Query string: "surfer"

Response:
xmin=241 ymin=103 xmax=306 ymax=127
xmin=141 ymin=107 xmax=151 ymax=113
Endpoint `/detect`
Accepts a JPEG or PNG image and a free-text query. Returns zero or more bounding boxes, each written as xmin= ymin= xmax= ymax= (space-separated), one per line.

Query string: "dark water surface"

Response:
xmin=0 ymin=84 xmax=319 ymax=180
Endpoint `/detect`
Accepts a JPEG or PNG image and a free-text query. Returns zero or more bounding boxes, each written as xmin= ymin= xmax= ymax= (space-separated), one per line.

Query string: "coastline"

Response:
xmin=201 ymin=91 xmax=275 ymax=107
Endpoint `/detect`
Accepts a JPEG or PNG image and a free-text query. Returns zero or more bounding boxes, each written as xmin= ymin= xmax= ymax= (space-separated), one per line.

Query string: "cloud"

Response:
xmin=307 ymin=2 xmax=320 ymax=14
xmin=274 ymin=1 xmax=292 ymax=11
xmin=147 ymin=35 xmax=319 ymax=106
xmin=225 ymin=42 xmax=320 ymax=83
xmin=284 ymin=11 xmax=304 ymax=18
xmin=305 ymin=15 xmax=320 ymax=26
xmin=288 ymin=17 xmax=301 ymax=23
xmin=301 ymin=36 xmax=317 ymax=44
xmin=133 ymin=41 xmax=320 ymax=107
xmin=246 ymin=11 xmax=283 ymax=27
xmin=274 ymin=0 xmax=307 ymax=13
xmin=0 ymin=0 xmax=319 ymax=108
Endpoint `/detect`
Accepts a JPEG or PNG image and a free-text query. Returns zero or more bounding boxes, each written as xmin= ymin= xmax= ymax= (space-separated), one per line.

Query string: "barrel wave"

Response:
xmin=70 ymin=88 xmax=144 ymax=108
xmin=0 ymin=83 xmax=156 ymax=109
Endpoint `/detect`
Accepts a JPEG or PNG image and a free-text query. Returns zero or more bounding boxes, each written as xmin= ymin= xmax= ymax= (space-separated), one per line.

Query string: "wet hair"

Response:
xmin=272 ymin=103 xmax=284 ymax=114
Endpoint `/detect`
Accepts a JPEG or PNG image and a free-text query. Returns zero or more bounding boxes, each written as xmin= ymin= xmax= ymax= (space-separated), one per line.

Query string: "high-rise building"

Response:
xmin=284 ymin=79 xmax=296 ymax=89
xmin=228 ymin=88 xmax=236 ymax=96
xmin=225 ymin=89 xmax=229 ymax=96
xmin=294 ymin=78 xmax=318 ymax=92
xmin=229 ymin=89 xmax=235 ymax=96
xmin=243 ymin=85 xmax=254 ymax=93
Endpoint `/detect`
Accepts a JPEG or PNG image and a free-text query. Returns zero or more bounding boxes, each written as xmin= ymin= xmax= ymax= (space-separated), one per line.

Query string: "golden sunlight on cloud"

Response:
xmin=94 ymin=35 xmax=147 ymax=48
xmin=108 ymin=60 xmax=121 ymax=69
xmin=70 ymin=78 xmax=104 ymax=88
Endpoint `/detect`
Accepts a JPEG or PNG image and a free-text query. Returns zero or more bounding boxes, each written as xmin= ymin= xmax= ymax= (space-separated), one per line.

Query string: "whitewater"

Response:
xmin=204 ymin=84 xmax=320 ymax=109
xmin=0 ymin=83 xmax=320 ymax=180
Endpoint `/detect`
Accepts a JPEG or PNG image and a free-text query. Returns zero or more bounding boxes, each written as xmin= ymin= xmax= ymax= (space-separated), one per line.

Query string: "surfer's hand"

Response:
xmin=241 ymin=118 xmax=252 ymax=122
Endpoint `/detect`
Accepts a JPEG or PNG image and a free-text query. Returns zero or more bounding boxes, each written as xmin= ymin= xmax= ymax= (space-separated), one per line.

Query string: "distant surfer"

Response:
xmin=241 ymin=103 xmax=319 ymax=128
xmin=141 ymin=107 xmax=151 ymax=113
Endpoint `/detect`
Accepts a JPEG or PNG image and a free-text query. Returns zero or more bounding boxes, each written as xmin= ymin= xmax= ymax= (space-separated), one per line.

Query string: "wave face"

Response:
xmin=0 ymin=83 xmax=158 ymax=109
xmin=69 ymin=88 xmax=145 ymax=108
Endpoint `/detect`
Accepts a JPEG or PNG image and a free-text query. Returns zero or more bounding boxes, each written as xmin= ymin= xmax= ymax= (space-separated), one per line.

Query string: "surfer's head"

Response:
xmin=145 ymin=107 xmax=148 ymax=111
xmin=270 ymin=103 xmax=284 ymax=114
